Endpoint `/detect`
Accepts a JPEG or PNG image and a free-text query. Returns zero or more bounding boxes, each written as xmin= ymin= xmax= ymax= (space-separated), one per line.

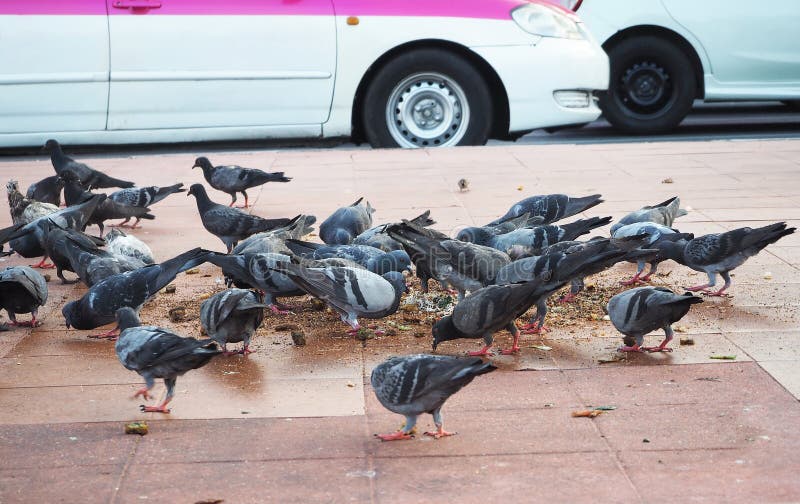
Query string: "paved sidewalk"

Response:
xmin=1 ymin=139 xmax=799 ymax=503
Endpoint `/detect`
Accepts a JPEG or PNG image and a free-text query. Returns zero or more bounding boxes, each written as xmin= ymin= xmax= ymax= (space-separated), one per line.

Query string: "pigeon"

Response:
xmin=455 ymin=213 xmax=544 ymax=243
xmin=6 ymin=180 xmax=59 ymax=225
xmin=192 ymin=156 xmax=292 ymax=208
xmin=608 ymin=287 xmax=702 ymax=352
xmin=538 ymin=235 xmax=657 ymax=303
xmin=26 ymin=175 xmax=65 ymax=206
xmin=43 ymin=139 xmax=135 ymax=189
xmin=285 ymin=239 xmax=411 ymax=275
xmin=353 ymin=210 xmax=438 ymax=252
xmin=233 ymin=214 xmax=317 ymax=255
xmin=270 ymin=260 xmax=407 ymax=334
xmin=40 ymin=219 xmax=113 ymax=284
xmin=371 ymin=354 xmax=496 ymax=441
xmin=432 ymin=271 xmax=550 ymax=356
xmin=612 ymin=223 xmax=694 ymax=285
xmin=387 ymin=220 xmax=510 ymax=299
xmin=61 ymin=171 xmax=155 ymax=235
xmin=105 ymin=228 xmax=155 ymax=267
xmin=108 ymin=183 xmax=185 ymax=227
xmin=206 ymin=252 xmax=305 ymax=314
xmin=610 ymin=196 xmax=688 ymax=233
xmin=488 ymin=193 xmax=603 ymax=226
xmin=660 ymin=222 xmax=796 ymax=296
xmin=187 ymin=183 xmax=293 ymax=253
xmin=0 ymin=266 xmax=48 ymax=327
xmin=492 ymin=241 xmax=628 ymax=336
xmin=115 ymin=307 xmax=221 ymax=413
xmin=200 ymin=289 xmax=268 ymax=355
xmin=320 ymin=197 xmax=375 ymax=245
xmin=461 ymin=216 xmax=613 ymax=255
xmin=62 ymin=248 xmax=212 ymax=336
xmin=2 ymin=194 xmax=106 ymax=268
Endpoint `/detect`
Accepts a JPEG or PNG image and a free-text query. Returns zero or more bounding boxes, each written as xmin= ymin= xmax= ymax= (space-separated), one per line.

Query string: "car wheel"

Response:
xmin=599 ymin=36 xmax=696 ymax=134
xmin=362 ymin=48 xmax=492 ymax=148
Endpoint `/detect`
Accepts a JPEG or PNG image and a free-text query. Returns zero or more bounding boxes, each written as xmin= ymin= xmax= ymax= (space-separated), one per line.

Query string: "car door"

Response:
xmin=662 ymin=0 xmax=800 ymax=86
xmin=106 ymin=0 xmax=337 ymax=131
xmin=0 ymin=3 xmax=109 ymax=134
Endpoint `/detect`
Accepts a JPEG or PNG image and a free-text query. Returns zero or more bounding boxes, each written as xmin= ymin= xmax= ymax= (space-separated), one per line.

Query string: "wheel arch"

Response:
xmin=350 ymin=39 xmax=510 ymax=144
xmin=602 ymin=25 xmax=705 ymax=99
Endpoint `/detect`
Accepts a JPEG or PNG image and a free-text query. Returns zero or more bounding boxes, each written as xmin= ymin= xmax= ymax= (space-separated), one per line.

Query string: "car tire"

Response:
xmin=599 ymin=36 xmax=696 ymax=134
xmin=362 ymin=48 xmax=492 ymax=148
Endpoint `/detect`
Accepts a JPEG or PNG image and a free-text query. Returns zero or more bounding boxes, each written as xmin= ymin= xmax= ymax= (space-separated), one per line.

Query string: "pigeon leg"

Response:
xmin=141 ymin=378 xmax=175 ymax=413
xmin=617 ymin=343 xmax=644 ymax=352
xmin=269 ymin=305 xmax=292 ymax=315
xmin=424 ymin=408 xmax=457 ymax=439
xmin=643 ymin=327 xmax=674 ymax=352
xmin=687 ymin=272 xmax=717 ymax=293
xmin=375 ymin=415 xmax=416 ymax=441
xmin=468 ymin=345 xmax=494 ymax=357
xmin=239 ymin=190 xmax=250 ymax=209
xmin=639 ymin=262 xmax=659 ymax=282
xmin=133 ymin=376 xmax=155 ymax=400
xmin=621 ymin=261 xmax=646 ymax=285
xmin=500 ymin=322 xmax=521 ymax=355
xmin=57 ymin=268 xmax=79 ymax=285
xmin=705 ymin=271 xmax=732 ymax=297
xmin=110 ymin=218 xmax=131 ymax=228
xmin=87 ymin=327 xmax=120 ymax=340
xmin=228 ymin=193 xmax=237 ymax=207
xmin=8 ymin=313 xmax=41 ymax=328
xmin=558 ymin=291 xmax=578 ymax=303
xmin=31 ymin=257 xmax=55 ymax=269
xmin=129 ymin=217 xmax=141 ymax=230
xmin=559 ymin=279 xmax=583 ymax=303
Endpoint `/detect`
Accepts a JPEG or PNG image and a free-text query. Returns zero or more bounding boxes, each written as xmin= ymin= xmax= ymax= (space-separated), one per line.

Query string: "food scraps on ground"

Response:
xmin=572 ymin=410 xmax=604 ymax=418
xmin=124 ymin=421 xmax=148 ymax=435
xmin=710 ymin=355 xmax=736 ymax=360
xmin=680 ymin=338 xmax=695 ymax=346
xmin=168 ymin=306 xmax=186 ymax=322
xmin=291 ymin=331 xmax=307 ymax=346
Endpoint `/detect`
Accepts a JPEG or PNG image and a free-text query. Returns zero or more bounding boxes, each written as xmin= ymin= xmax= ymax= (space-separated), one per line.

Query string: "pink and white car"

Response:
xmin=0 ymin=0 xmax=608 ymax=148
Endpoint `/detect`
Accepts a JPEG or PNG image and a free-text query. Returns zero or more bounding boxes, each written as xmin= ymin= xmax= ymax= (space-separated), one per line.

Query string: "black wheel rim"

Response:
xmin=615 ymin=61 xmax=674 ymax=117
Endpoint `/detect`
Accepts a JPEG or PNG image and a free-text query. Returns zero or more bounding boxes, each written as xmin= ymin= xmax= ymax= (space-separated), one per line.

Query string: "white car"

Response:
xmin=0 ymin=0 xmax=608 ymax=149
xmin=560 ymin=0 xmax=800 ymax=133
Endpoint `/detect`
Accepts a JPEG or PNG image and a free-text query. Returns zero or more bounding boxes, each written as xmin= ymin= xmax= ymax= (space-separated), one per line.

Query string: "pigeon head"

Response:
xmin=6 ymin=179 xmax=20 ymax=194
xmin=115 ymin=307 xmax=141 ymax=331
xmin=42 ymin=139 xmax=62 ymax=153
xmin=371 ymin=250 xmax=412 ymax=275
xmin=106 ymin=227 xmax=126 ymax=240
xmin=62 ymin=301 xmax=77 ymax=329
xmin=456 ymin=226 xmax=492 ymax=245
xmin=192 ymin=157 xmax=213 ymax=171
xmin=431 ymin=315 xmax=460 ymax=350
xmin=381 ymin=271 xmax=408 ymax=296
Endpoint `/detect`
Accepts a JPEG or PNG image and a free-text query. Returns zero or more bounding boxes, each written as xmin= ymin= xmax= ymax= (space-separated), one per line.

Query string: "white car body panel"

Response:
xmin=0 ymin=1 xmax=609 ymax=148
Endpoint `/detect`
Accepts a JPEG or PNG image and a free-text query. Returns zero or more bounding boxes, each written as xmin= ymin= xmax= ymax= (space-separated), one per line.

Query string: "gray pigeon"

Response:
xmin=371 ymin=354 xmax=496 ymax=441
xmin=285 ymin=239 xmax=412 ymax=275
xmin=108 ymin=183 xmax=185 ymax=227
xmin=187 ymin=183 xmax=293 ymax=253
xmin=610 ymin=196 xmax=688 ymax=234
xmin=200 ymin=289 xmax=267 ymax=355
xmin=493 ymin=242 xmax=628 ymax=336
xmin=1 ymin=194 xmax=106 ymax=268
xmin=455 ymin=213 xmax=544 ymax=243
xmin=271 ymin=260 xmax=407 ymax=334
xmin=192 ymin=156 xmax=291 ymax=208
xmin=7 ymin=180 xmax=59 ymax=225
xmin=105 ymin=228 xmax=155 ymax=267
xmin=207 ymin=252 xmax=305 ymax=313
xmin=44 ymin=139 xmax=134 ymax=189
xmin=353 ymin=210 xmax=437 ymax=252
xmin=115 ymin=307 xmax=221 ymax=413
xmin=608 ymin=287 xmax=702 ymax=352
xmin=320 ymin=197 xmax=375 ymax=245
xmin=62 ymin=248 xmax=212 ymax=336
xmin=612 ymin=223 xmax=694 ymax=285
xmin=659 ymin=222 xmax=796 ymax=296
xmin=488 ymin=193 xmax=603 ymax=226
xmin=0 ymin=266 xmax=48 ymax=327
xmin=61 ymin=171 xmax=154 ymax=235
xmin=233 ymin=214 xmax=316 ymax=255
xmin=26 ymin=175 xmax=65 ymax=206
xmin=387 ymin=220 xmax=510 ymax=299
xmin=432 ymin=272 xmax=551 ymax=356
xmin=462 ymin=217 xmax=613 ymax=255
xmin=40 ymin=219 xmax=111 ymax=284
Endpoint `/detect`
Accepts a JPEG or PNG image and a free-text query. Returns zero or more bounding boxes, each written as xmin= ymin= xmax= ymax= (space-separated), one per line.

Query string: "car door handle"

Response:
xmin=112 ymin=0 xmax=162 ymax=9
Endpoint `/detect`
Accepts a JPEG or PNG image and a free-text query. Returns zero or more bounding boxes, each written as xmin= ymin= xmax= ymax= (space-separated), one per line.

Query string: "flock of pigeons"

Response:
xmin=0 ymin=140 xmax=795 ymax=440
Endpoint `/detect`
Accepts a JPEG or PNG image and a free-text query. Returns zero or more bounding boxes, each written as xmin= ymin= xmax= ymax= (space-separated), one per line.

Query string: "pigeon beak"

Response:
xmin=191 ymin=164 xmax=199 ymax=169
xmin=65 ymin=322 xmax=71 ymax=329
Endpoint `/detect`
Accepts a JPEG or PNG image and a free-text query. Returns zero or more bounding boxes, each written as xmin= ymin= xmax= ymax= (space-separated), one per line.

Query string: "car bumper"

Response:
xmin=472 ymin=36 xmax=609 ymax=133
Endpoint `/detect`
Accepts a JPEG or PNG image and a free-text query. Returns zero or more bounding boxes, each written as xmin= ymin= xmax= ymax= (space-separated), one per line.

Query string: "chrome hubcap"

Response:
xmin=386 ymin=72 xmax=469 ymax=148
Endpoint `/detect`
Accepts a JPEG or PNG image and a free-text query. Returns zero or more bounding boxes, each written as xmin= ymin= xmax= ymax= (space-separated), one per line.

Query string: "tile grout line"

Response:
xmin=109 ymin=433 xmax=140 ymax=504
